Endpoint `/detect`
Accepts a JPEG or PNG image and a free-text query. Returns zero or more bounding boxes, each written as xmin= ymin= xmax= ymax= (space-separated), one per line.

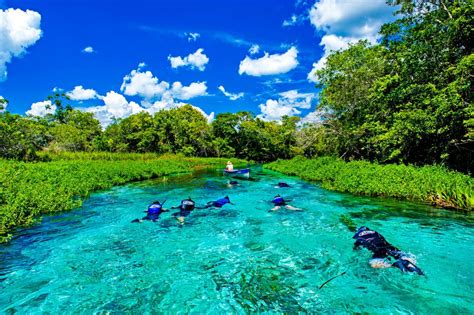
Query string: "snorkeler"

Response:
xmin=353 ymin=226 xmax=424 ymax=275
xmin=203 ymin=196 xmax=234 ymax=208
xmin=227 ymin=180 xmax=240 ymax=188
xmin=275 ymin=182 xmax=290 ymax=188
xmin=131 ymin=200 xmax=168 ymax=223
xmin=270 ymin=194 xmax=301 ymax=211
xmin=170 ymin=197 xmax=197 ymax=224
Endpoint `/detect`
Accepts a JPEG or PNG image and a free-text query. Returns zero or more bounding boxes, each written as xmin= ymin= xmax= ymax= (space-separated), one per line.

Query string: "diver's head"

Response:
xmin=355 ymin=226 xmax=369 ymax=234
xmin=152 ymin=200 xmax=161 ymax=205
xmin=229 ymin=180 xmax=239 ymax=185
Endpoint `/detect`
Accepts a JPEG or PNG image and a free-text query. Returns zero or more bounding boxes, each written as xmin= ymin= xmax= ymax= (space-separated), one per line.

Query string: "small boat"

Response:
xmin=223 ymin=168 xmax=250 ymax=179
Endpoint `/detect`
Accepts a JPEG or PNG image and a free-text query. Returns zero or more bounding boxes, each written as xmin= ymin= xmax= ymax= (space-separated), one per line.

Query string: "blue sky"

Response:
xmin=0 ymin=0 xmax=397 ymax=125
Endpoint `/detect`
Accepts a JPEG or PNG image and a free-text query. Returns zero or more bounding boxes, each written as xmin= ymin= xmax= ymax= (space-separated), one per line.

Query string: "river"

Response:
xmin=1 ymin=168 xmax=473 ymax=313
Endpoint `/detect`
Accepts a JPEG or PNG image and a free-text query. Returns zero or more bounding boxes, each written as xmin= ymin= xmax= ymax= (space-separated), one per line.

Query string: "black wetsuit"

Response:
xmin=353 ymin=227 xmax=399 ymax=259
xmin=353 ymin=226 xmax=424 ymax=275
xmin=277 ymin=182 xmax=290 ymax=188
xmin=172 ymin=199 xmax=196 ymax=217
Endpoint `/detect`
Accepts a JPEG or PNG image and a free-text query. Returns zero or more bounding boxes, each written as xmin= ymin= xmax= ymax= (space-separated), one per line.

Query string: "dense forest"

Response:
xmin=0 ymin=0 xmax=472 ymax=173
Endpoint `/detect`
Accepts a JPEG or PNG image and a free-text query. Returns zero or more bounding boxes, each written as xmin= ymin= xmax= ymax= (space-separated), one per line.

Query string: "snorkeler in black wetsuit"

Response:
xmin=131 ymin=200 xmax=168 ymax=223
xmin=275 ymin=182 xmax=290 ymax=188
xmin=170 ymin=198 xmax=197 ymax=223
xmin=353 ymin=226 xmax=424 ymax=275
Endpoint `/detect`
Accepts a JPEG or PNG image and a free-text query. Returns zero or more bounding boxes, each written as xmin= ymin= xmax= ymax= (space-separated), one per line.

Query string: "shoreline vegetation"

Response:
xmin=264 ymin=157 xmax=473 ymax=211
xmin=0 ymin=153 xmax=246 ymax=243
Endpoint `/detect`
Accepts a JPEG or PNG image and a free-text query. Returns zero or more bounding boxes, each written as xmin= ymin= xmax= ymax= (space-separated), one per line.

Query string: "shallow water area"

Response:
xmin=1 ymin=169 xmax=473 ymax=313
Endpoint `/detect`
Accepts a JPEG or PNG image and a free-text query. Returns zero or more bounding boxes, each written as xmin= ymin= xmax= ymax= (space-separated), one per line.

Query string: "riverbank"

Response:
xmin=264 ymin=156 xmax=473 ymax=211
xmin=0 ymin=153 xmax=244 ymax=242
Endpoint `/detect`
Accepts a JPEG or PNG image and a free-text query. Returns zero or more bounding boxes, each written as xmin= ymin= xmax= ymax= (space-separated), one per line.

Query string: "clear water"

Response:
xmin=1 ymin=169 xmax=473 ymax=314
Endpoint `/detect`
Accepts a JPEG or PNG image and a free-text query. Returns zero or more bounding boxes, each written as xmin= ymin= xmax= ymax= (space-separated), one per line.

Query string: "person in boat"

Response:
xmin=203 ymin=196 xmax=234 ymax=208
xmin=225 ymin=161 xmax=234 ymax=172
xmin=353 ymin=226 xmax=424 ymax=275
xmin=270 ymin=194 xmax=301 ymax=211
xmin=170 ymin=197 xmax=197 ymax=224
xmin=275 ymin=182 xmax=290 ymax=188
xmin=132 ymin=200 xmax=168 ymax=223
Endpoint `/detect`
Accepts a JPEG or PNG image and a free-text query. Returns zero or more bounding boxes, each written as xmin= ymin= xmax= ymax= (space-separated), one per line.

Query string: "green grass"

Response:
xmin=264 ymin=156 xmax=473 ymax=211
xmin=0 ymin=153 xmax=246 ymax=242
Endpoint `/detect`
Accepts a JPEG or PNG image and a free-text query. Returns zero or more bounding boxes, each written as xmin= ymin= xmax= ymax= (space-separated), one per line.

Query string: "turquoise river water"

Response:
xmin=0 ymin=169 xmax=473 ymax=314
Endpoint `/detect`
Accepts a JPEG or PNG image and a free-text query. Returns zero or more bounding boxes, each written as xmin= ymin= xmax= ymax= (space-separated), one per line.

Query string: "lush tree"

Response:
xmin=0 ymin=112 xmax=49 ymax=160
xmin=313 ymin=0 xmax=473 ymax=172
xmin=48 ymin=110 xmax=102 ymax=152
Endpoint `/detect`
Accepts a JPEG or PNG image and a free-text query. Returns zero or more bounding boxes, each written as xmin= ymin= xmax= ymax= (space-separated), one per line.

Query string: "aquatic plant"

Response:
xmin=265 ymin=156 xmax=473 ymax=211
xmin=213 ymin=266 xmax=305 ymax=313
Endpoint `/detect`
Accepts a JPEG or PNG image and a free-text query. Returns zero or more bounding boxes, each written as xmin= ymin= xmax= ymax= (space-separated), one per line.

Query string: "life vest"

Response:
xmin=148 ymin=203 xmax=163 ymax=215
xmin=214 ymin=197 xmax=230 ymax=207
xmin=272 ymin=196 xmax=285 ymax=206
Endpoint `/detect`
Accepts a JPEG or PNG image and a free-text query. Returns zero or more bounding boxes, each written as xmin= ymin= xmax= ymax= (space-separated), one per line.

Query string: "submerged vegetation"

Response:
xmin=0 ymin=154 xmax=244 ymax=242
xmin=265 ymin=157 xmax=473 ymax=211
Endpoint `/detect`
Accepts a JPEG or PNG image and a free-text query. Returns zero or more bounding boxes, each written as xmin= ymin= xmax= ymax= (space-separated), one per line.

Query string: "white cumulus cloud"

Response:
xmin=49 ymin=64 xmax=213 ymax=127
xmin=239 ymin=46 xmax=299 ymax=76
xmin=82 ymin=46 xmax=95 ymax=53
xmin=171 ymin=81 xmax=208 ymax=100
xmin=307 ymin=0 xmax=397 ymax=82
xmin=258 ymin=89 xmax=315 ymax=121
xmin=121 ymin=64 xmax=170 ymax=99
xmin=168 ymin=48 xmax=209 ymax=71
xmin=120 ymin=64 xmax=207 ymax=102
xmin=0 ymin=8 xmax=42 ymax=81
xmin=84 ymin=91 xmax=144 ymax=126
xmin=258 ymin=99 xmax=301 ymax=121
xmin=26 ymin=100 xmax=56 ymax=117
xmin=66 ymin=85 xmax=99 ymax=101
xmin=218 ymin=85 xmax=244 ymax=101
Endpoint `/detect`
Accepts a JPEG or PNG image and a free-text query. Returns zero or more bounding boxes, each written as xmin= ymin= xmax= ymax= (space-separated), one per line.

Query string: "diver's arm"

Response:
xmin=353 ymin=239 xmax=363 ymax=250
